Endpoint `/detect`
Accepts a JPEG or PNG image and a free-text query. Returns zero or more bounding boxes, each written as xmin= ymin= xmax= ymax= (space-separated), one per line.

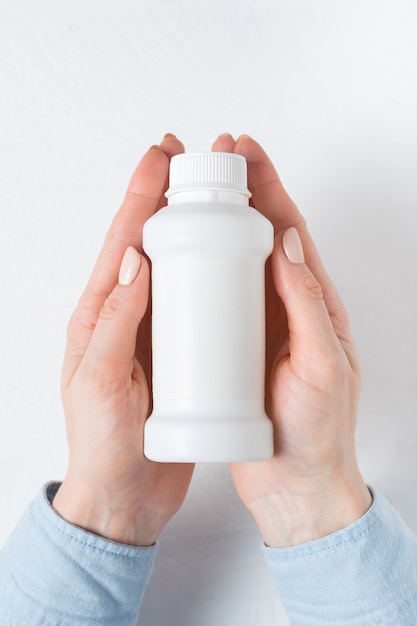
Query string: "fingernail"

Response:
xmin=282 ymin=227 xmax=305 ymax=264
xmin=162 ymin=133 xmax=177 ymax=141
xmin=216 ymin=132 xmax=235 ymax=140
xmin=119 ymin=246 xmax=141 ymax=285
xmin=236 ymin=133 xmax=252 ymax=141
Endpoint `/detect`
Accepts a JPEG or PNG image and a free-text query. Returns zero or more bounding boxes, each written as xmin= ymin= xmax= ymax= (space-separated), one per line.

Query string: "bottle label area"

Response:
xmin=151 ymin=257 xmax=266 ymax=401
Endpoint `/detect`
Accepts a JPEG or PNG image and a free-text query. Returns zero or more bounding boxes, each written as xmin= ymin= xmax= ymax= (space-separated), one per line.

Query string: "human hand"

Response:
xmin=53 ymin=135 xmax=194 ymax=547
xmin=213 ymin=133 xmax=371 ymax=548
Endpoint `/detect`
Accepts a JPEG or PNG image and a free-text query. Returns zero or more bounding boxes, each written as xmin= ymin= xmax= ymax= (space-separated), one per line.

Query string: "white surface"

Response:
xmin=1 ymin=1 xmax=416 ymax=624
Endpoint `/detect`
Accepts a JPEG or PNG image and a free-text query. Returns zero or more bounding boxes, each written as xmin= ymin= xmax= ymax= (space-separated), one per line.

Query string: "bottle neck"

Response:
xmin=167 ymin=188 xmax=249 ymax=206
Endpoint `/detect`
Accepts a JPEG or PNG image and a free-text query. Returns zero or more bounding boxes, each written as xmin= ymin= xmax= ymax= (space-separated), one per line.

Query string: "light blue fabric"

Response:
xmin=1 ymin=484 xmax=417 ymax=625
xmin=262 ymin=489 xmax=417 ymax=624
xmin=0 ymin=482 xmax=157 ymax=626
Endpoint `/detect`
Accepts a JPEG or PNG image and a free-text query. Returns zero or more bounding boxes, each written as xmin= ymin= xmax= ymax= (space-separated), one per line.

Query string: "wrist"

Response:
xmin=250 ymin=477 xmax=372 ymax=548
xmin=52 ymin=479 xmax=167 ymax=547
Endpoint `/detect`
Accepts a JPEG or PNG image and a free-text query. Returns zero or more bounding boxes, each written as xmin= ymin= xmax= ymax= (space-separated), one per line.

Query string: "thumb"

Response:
xmin=83 ymin=246 xmax=150 ymax=373
xmin=272 ymin=227 xmax=342 ymax=375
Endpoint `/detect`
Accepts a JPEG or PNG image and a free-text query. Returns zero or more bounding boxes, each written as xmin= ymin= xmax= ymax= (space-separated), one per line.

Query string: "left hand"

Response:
xmin=212 ymin=134 xmax=371 ymax=548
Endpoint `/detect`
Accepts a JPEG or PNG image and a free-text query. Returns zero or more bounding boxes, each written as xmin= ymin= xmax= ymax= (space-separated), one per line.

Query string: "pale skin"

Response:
xmin=53 ymin=133 xmax=372 ymax=549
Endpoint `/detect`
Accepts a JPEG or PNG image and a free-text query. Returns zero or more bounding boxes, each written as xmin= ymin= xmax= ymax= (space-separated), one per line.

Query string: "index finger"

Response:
xmin=233 ymin=135 xmax=303 ymax=232
xmin=63 ymin=137 xmax=185 ymax=385
xmin=233 ymin=136 xmax=330 ymax=278
xmin=233 ymin=135 xmax=355 ymax=350
xmin=87 ymin=137 xmax=184 ymax=300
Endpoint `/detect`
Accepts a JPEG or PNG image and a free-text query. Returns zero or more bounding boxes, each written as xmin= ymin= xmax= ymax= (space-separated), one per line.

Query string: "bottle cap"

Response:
xmin=166 ymin=152 xmax=251 ymax=198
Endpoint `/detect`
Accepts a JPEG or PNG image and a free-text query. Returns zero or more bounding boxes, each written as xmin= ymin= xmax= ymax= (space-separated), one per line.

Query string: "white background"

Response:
xmin=1 ymin=1 xmax=417 ymax=624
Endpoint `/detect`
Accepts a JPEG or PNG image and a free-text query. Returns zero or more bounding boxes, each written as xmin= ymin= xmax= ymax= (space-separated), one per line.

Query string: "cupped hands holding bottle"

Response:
xmin=53 ymin=132 xmax=371 ymax=548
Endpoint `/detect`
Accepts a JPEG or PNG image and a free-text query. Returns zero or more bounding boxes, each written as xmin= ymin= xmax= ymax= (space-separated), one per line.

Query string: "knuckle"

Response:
xmin=92 ymin=368 xmax=131 ymax=398
xmin=319 ymin=349 xmax=350 ymax=389
xmin=302 ymin=272 xmax=324 ymax=301
xmin=322 ymin=354 xmax=344 ymax=382
xmin=99 ymin=292 xmax=124 ymax=321
xmin=66 ymin=307 xmax=96 ymax=343
xmin=297 ymin=342 xmax=348 ymax=390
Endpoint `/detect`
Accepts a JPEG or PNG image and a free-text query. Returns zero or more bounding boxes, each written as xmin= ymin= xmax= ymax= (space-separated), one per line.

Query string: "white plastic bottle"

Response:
xmin=143 ymin=152 xmax=274 ymax=462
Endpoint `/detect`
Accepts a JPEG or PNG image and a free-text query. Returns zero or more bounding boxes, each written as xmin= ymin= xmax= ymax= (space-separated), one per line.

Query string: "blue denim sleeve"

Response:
xmin=0 ymin=482 xmax=157 ymax=626
xmin=262 ymin=488 xmax=417 ymax=625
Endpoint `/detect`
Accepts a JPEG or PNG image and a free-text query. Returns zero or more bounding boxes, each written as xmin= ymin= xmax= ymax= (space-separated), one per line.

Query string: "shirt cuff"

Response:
xmin=0 ymin=482 xmax=158 ymax=626
xmin=262 ymin=488 xmax=417 ymax=625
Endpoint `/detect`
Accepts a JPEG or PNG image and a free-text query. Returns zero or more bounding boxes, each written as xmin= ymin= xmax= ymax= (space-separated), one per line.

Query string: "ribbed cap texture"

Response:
xmin=166 ymin=152 xmax=250 ymax=197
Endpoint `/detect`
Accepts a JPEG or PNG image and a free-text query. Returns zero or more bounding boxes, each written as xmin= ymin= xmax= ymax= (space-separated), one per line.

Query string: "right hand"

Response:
xmin=53 ymin=135 xmax=194 ymax=547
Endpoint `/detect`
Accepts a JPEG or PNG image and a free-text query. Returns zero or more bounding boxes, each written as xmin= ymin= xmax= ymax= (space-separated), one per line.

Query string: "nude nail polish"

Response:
xmin=282 ymin=227 xmax=305 ymax=264
xmin=119 ymin=246 xmax=141 ymax=285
